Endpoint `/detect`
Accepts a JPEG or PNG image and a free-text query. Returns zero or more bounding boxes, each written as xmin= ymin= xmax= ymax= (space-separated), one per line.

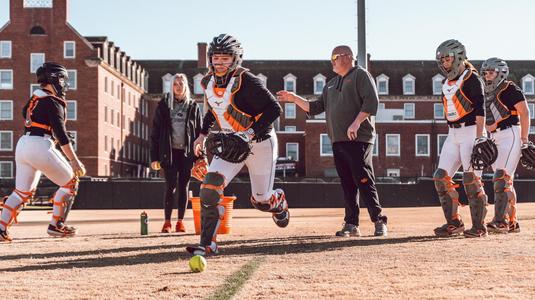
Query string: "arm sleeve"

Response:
xmin=194 ymin=104 xmax=203 ymax=139
xmin=357 ymin=69 xmax=379 ymax=115
xmin=150 ymin=103 xmax=162 ymax=162
xmin=308 ymin=91 xmax=326 ymax=117
xmin=47 ymin=100 xmax=70 ymax=146
xmin=245 ymin=74 xmax=282 ymax=134
xmin=504 ymin=84 xmax=526 ymax=108
xmin=200 ymin=110 xmax=216 ymax=135
xmin=467 ymin=74 xmax=485 ymax=117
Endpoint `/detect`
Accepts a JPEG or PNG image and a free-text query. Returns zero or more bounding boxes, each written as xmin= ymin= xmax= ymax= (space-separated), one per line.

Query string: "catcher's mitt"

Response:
xmin=520 ymin=141 xmax=535 ymax=170
xmin=205 ymin=132 xmax=252 ymax=163
xmin=191 ymin=154 xmax=208 ymax=181
xmin=470 ymin=137 xmax=498 ymax=170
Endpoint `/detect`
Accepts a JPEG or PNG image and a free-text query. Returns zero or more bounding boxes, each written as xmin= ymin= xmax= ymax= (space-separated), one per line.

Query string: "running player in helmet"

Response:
xmin=0 ymin=62 xmax=85 ymax=241
xmin=186 ymin=34 xmax=287 ymax=256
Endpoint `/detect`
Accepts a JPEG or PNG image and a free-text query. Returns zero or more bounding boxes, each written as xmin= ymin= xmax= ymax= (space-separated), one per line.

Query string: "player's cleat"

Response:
xmin=271 ymin=189 xmax=289 ymax=228
xmin=272 ymin=210 xmax=290 ymax=228
xmin=161 ymin=221 xmax=172 ymax=233
xmin=47 ymin=223 xmax=76 ymax=237
xmin=434 ymin=219 xmax=465 ymax=237
xmin=374 ymin=218 xmax=388 ymax=237
xmin=0 ymin=228 xmax=12 ymax=242
xmin=175 ymin=220 xmax=186 ymax=233
xmin=335 ymin=223 xmax=361 ymax=237
xmin=487 ymin=221 xmax=509 ymax=234
xmin=186 ymin=242 xmax=218 ymax=256
xmin=509 ymin=221 xmax=520 ymax=233
xmin=463 ymin=228 xmax=488 ymax=238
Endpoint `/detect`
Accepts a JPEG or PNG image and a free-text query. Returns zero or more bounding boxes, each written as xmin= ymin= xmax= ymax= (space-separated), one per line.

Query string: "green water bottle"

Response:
xmin=140 ymin=211 xmax=148 ymax=235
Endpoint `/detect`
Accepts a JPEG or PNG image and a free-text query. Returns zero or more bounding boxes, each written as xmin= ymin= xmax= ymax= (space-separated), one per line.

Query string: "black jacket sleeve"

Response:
xmin=150 ymin=102 xmax=163 ymax=162
xmin=244 ymin=74 xmax=282 ymax=134
xmin=200 ymin=109 xmax=216 ymax=135
xmin=46 ymin=100 xmax=70 ymax=146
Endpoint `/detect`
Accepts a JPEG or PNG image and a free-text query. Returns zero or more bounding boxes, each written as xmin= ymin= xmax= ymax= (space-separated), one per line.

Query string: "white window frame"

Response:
xmin=434 ymin=103 xmax=444 ymax=119
xmin=257 ymin=73 xmax=267 ymax=88
xmin=0 ymin=131 xmax=13 ymax=151
xmin=404 ymin=103 xmax=415 ymax=119
xmin=313 ymin=74 xmax=326 ymax=95
xmin=284 ymin=126 xmax=297 ymax=132
xmin=373 ymin=135 xmax=379 ymax=156
xmin=67 ymin=70 xmax=77 ymax=90
xmin=23 ymin=0 xmax=53 ymax=8
xmin=30 ymin=84 xmax=40 ymax=97
xmin=285 ymin=103 xmax=296 ymax=119
xmin=387 ymin=169 xmax=400 ymax=177
xmin=376 ymin=74 xmax=389 ymax=95
xmin=0 ymin=69 xmax=13 ymax=89
xmin=161 ymin=73 xmax=173 ymax=94
xmin=0 ymin=161 xmax=13 ymax=178
xmin=30 ymin=53 xmax=45 ymax=73
xmin=286 ymin=142 xmax=299 ymax=161
xmin=63 ymin=41 xmax=76 ymax=59
xmin=432 ymin=74 xmax=445 ymax=95
xmin=283 ymin=73 xmax=297 ymax=92
xmin=402 ymin=74 xmax=416 ymax=95
xmin=67 ymin=131 xmax=77 ymax=151
xmin=66 ymin=100 xmax=77 ymax=121
xmin=0 ymin=100 xmax=13 ymax=120
xmin=437 ymin=134 xmax=448 ymax=157
xmin=415 ymin=134 xmax=430 ymax=157
xmin=528 ymin=103 xmax=535 ymax=119
xmin=385 ymin=134 xmax=400 ymax=157
xmin=193 ymin=73 xmax=204 ymax=95
xmin=320 ymin=134 xmax=333 ymax=157
xmin=522 ymin=74 xmax=535 ymax=95
xmin=0 ymin=41 xmax=12 ymax=59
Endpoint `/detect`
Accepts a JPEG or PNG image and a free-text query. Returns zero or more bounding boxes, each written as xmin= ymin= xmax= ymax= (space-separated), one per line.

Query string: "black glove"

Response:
xmin=470 ymin=137 xmax=498 ymax=170
xmin=205 ymin=132 xmax=252 ymax=163
xmin=520 ymin=141 xmax=535 ymax=170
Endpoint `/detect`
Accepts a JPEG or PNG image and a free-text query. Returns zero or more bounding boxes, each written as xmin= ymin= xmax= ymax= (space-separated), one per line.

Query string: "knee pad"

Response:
xmin=464 ymin=172 xmax=488 ymax=228
xmin=493 ymin=169 xmax=516 ymax=223
xmin=200 ymin=172 xmax=225 ymax=208
xmin=52 ymin=177 xmax=79 ymax=222
xmin=0 ymin=189 xmax=34 ymax=228
xmin=433 ymin=169 xmax=461 ymax=223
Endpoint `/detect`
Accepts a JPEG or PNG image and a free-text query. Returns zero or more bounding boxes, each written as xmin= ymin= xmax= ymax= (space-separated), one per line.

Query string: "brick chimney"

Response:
xmin=197 ymin=42 xmax=207 ymax=69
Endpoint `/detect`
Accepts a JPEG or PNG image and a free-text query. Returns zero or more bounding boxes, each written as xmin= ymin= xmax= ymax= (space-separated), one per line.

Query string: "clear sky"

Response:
xmin=0 ymin=0 xmax=533 ymax=61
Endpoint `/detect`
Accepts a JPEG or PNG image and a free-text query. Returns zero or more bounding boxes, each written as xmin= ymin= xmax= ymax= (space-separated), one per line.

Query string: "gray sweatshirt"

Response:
xmin=309 ymin=66 xmax=378 ymax=144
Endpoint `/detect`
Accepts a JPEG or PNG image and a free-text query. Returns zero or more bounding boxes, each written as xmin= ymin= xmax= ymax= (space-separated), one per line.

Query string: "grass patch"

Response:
xmin=205 ymin=257 xmax=265 ymax=300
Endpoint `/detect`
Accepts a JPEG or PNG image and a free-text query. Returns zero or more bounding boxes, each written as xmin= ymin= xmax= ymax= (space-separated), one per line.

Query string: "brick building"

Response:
xmin=0 ymin=0 xmax=150 ymax=178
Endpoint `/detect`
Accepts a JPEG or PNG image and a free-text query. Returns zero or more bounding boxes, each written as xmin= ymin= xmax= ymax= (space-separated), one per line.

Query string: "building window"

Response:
xmin=432 ymin=74 xmax=445 ymax=95
xmin=30 ymin=84 xmax=40 ymax=97
xmin=104 ymin=77 xmax=108 ymax=93
xmin=313 ymin=74 xmax=326 ymax=95
xmin=110 ymin=109 xmax=114 ymax=126
xmin=162 ymin=73 xmax=173 ymax=93
xmin=385 ymin=134 xmax=400 ymax=156
xmin=257 ymin=73 xmax=267 ymax=88
xmin=67 ymin=131 xmax=77 ymax=151
xmin=104 ymin=106 xmax=108 ymax=123
xmin=373 ymin=135 xmax=379 ymax=156
xmin=522 ymin=74 xmax=535 ymax=95
xmin=415 ymin=134 xmax=430 ymax=156
xmin=104 ymin=135 xmax=108 ymax=152
xmin=0 ymin=131 xmax=13 ymax=151
xmin=285 ymin=103 xmax=296 ymax=119
xmin=284 ymin=73 xmax=297 ymax=92
xmin=286 ymin=143 xmax=299 ymax=161
xmin=529 ymin=103 xmax=535 ymax=119
xmin=63 ymin=41 xmax=75 ymax=58
xmin=66 ymin=100 xmax=77 ymax=120
xmin=0 ymin=100 xmax=13 ymax=120
xmin=404 ymin=103 xmax=415 ymax=119
xmin=0 ymin=70 xmax=13 ymax=89
xmin=24 ymin=0 xmax=53 ymax=8
xmin=0 ymin=161 xmax=13 ymax=178
xmin=402 ymin=74 xmax=415 ymax=95
xmin=67 ymin=70 xmax=77 ymax=90
xmin=0 ymin=41 xmax=11 ymax=58
xmin=376 ymin=74 xmax=389 ymax=95
xmin=116 ymin=85 xmax=120 ymax=99
xmin=320 ymin=134 xmax=333 ymax=156
xmin=193 ymin=74 xmax=204 ymax=95
xmin=437 ymin=134 xmax=448 ymax=156
xmin=284 ymin=126 xmax=297 ymax=132
xmin=434 ymin=103 xmax=444 ymax=119
xmin=29 ymin=26 xmax=46 ymax=35
xmin=387 ymin=169 xmax=400 ymax=177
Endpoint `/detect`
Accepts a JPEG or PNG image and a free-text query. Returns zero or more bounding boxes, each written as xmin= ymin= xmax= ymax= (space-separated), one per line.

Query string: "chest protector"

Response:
xmin=485 ymin=81 xmax=517 ymax=126
xmin=442 ymin=68 xmax=474 ymax=122
xmin=202 ymin=67 xmax=260 ymax=132
xmin=25 ymin=89 xmax=67 ymax=132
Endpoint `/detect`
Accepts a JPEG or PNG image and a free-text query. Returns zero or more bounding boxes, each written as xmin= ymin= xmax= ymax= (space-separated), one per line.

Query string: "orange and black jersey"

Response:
xmin=22 ymin=92 xmax=70 ymax=146
xmin=200 ymin=71 xmax=282 ymax=138
xmin=446 ymin=71 xmax=484 ymax=125
xmin=495 ymin=81 xmax=526 ymax=127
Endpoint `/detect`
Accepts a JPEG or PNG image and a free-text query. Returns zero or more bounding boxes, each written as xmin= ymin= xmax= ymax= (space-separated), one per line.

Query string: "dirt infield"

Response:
xmin=2 ymin=204 xmax=535 ymax=299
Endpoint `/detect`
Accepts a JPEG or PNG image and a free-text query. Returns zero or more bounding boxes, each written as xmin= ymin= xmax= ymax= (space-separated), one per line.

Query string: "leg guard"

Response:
xmin=51 ymin=177 xmax=78 ymax=227
xmin=0 ymin=189 xmax=34 ymax=231
xmin=493 ymin=169 xmax=517 ymax=224
xmin=463 ymin=172 xmax=488 ymax=232
xmin=433 ymin=169 xmax=461 ymax=224
xmin=199 ymin=172 xmax=225 ymax=247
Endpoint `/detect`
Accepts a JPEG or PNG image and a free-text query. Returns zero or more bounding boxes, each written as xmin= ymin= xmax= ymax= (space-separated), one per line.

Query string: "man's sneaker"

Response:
xmin=161 ymin=221 xmax=172 ymax=233
xmin=434 ymin=219 xmax=465 ymax=237
xmin=487 ymin=221 xmax=509 ymax=234
xmin=0 ymin=228 xmax=12 ymax=242
xmin=186 ymin=242 xmax=218 ymax=256
xmin=509 ymin=222 xmax=520 ymax=233
xmin=374 ymin=218 xmax=388 ymax=237
xmin=271 ymin=189 xmax=289 ymax=228
xmin=335 ymin=223 xmax=361 ymax=237
xmin=464 ymin=227 xmax=488 ymax=238
xmin=47 ymin=224 xmax=75 ymax=237
xmin=272 ymin=210 xmax=290 ymax=228
xmin=175 ymin=220 xmax=186 ymax=233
